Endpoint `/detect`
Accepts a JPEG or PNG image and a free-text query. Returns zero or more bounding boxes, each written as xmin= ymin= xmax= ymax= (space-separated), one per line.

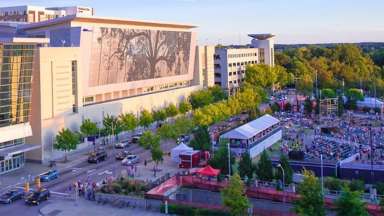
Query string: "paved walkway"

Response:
xmin=39 ymin=199 xmax=165 ymax=216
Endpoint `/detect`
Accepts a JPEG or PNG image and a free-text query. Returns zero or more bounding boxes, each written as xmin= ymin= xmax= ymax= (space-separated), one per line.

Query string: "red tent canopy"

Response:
xmin=196 ymin=165 xmax=220 ymax=177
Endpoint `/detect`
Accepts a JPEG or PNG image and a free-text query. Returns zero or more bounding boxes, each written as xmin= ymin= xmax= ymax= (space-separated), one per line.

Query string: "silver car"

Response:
xmin=115 ymin=141 xmax=129 ymax=149
xmin=121 ymin=155 xmax=140 ymax=166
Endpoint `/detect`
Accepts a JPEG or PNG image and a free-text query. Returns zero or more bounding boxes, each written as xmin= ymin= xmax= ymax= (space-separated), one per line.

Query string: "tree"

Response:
xmin=152 ymin=109 xmax=167 ymax=123
xmin=189 ymin=90 xmax=214 ymax=109
xmin=120 ymin=113 xmax=137 ymax=132
xmin=255 ymin=151 xmax=274 ymax=181
xmin=349 ymin=179 xmax=365 ymax=192
xmin=157 ymin=123 xmax=178 ymax=140
xmin=103 ymin=114 xmax=122 ymax=136
xmin=321 ymin=88 xmax=336 ymax=99
xmin=54 ymin=128 xmax=80 ymax=162
xmin=80 ymin=119 xmax=98 ymax=137
xmin=138 ymin=131 xmax=160 ymax=149
xmin=151 ymin=143 xmax=163 ymax=177
xmin=324 ymin=177 xmax=343 ymax=192
xmin=335 ymin=187 xmax=368 ymax=216
xmin=189 ymin=126 xmax=211 ymax=151
xmin=221 ymin=174 xmax=250 ymax=216
xmin=346 ymin=88 xmax=364 ymax=110
xmin=139 ymin=109 xmax=154 ymax=128
xmin=294 ymin=170 xmax=325 ymax=216
xmin=238 ymin=152 xmax=253 ymax=180
xmin=165 ymin=103 xmax=179 ymax=117
xmin=275 ymin=154 xmax=293 ymax=184
xmin=173 ymin=116 xmax=195 ymax=136
xmin=209 ymin=139 xmax=234 ymax=175
xmin=209 ymin=85 xmax=227 ymax=102
xmin=178 ymin=100 xmax=192 ymax=114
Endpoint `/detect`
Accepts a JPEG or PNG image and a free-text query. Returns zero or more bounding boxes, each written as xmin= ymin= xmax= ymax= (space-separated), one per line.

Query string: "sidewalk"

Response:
xmin=39 ymin=199 xmax=165 ymax=216
xmin=0 ymin=140 xmax=97 ymax=191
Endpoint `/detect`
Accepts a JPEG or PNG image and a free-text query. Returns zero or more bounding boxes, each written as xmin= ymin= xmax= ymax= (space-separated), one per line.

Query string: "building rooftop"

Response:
xmin=248 ymin=33 xmax=275 ymax=40
xmin=221 ymin=114 xmax=280 ymax=140
xmin=0 ymin=37 xmax=49 ymax=44
xmin=19 ymin=14 xmax=197 ymax=31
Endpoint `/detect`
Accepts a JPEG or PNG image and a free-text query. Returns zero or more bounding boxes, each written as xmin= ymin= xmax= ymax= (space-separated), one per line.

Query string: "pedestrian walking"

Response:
xmin=144 ymin=159 xmax=147 ymax=167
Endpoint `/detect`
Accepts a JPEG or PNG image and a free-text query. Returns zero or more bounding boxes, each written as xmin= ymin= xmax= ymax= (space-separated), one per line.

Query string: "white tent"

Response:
xmin=220 ymin=114 xmax=280 ymax=140
xmin=171 ymin=143 xmax=193 ymax=163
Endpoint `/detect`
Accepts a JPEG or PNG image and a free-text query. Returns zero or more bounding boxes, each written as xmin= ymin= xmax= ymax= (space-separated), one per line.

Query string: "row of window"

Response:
xmin=228 ymin=79 xmax=245 ymax=85
xmin=228 ymin=71 xmax=245 ymax=76
xmin=0 ymin=138 xmax=24 ymax=150
xmin=228 ymin=60 xmax=257 ymax=67
xmin=228 ymin=53 xmax=257 ymax=58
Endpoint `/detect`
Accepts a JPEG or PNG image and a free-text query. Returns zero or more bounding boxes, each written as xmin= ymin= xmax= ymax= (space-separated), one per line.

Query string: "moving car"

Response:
xmin=25 ymin=189 xmax=50 ymax=205
xmin=0 ymin=189 xmax=24 ymax=204
xmin=121 ymin=155 xmax=140 ymax=166
xmin=114 ymin=141 xmax=129 ymax=149
xmin=115 ymin=150 xmax=131 ymax=160
xmin=40 ymin=169 xmax=59 ymax=182
xmin=88 ymin=150 xmax=107 ymax=163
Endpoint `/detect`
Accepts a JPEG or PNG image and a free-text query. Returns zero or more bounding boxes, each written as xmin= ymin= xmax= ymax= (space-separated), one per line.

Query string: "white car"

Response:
xmin=121 ymin=155 xmax=140 ymax=166
xmin=114 ymin=141 xmax=129 ymax=149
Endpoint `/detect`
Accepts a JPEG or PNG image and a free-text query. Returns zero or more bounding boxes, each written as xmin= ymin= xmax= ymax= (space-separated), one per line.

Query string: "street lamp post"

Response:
xmin=227 ymin=141 xmax=231 ymax=177
xmin=277 ymin=164 xmax=285 ymax=189
xmin=277 ymin=163 xmax=285 ymax=203
xmin=320 ymin=154 xmax=324 ymax=195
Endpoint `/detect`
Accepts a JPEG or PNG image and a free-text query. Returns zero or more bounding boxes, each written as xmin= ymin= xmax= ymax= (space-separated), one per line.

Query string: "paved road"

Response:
xmin=0 ymin=135 xmax=177 ymax=216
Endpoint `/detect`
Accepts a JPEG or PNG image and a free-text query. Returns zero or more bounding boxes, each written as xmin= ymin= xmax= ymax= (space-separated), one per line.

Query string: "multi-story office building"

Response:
xmin=0 ymin=9 xmax=207 ymax=164
xmin=0 ymin=37 xmax=48 ymax=174
xmin=214 ymin=34 xmax=275 ymax=95
xmin=0 ymin=5 xmax=94 ymax=23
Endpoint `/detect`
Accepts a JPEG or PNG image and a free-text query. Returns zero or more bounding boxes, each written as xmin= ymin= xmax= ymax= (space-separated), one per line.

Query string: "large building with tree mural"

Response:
xmin=0 ymin=7 xmax=211 ymax=164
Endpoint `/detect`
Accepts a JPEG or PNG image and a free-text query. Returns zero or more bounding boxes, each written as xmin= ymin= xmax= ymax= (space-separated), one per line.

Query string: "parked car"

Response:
xmin=88 ymin=150 xmax=107 ymax=163
xmin=40 ymin=169 xmax=59 ymax=182
xmin=121 ymin=155 xmax=140 ymax=166
xmin=0 ymin=189 xmax=24 ymax=204
xmin=114 ymin=141 xmax=129 ymax=149
xmin=25 ymin=189 xmax=50 ymax=205
xmin=115 ymin=150 xmax=131 ymax=160
xmin=131 ymin=136 xmax=141 ymax=144
xmin=177 ymin=134 xmax=191 ymax=143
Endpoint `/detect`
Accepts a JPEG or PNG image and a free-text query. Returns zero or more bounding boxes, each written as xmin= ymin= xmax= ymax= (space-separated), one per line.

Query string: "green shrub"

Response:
xmin=376 ymin=182 xmax=384 ymax=195
xmin=324 ymin=177 xmax=342 ymax=191
xmin=349 ymin=179 xmax=365 ymax=192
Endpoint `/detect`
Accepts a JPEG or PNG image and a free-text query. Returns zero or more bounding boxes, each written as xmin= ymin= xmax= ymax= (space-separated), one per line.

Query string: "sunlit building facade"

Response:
xmin=0 ymin=37 xmax=48 ymax=174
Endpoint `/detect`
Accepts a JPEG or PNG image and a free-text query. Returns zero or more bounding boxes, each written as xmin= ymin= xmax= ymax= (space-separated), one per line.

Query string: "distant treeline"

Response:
xmin=275 ymin=44 xmax=384 ymax=97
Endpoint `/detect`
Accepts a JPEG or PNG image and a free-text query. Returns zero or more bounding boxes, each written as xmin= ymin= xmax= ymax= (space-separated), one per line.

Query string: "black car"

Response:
xmin=88 ymin=150 xmax=107 ymax=163
xmin=115 ymin=150 xmax=131 ymax=160
xmin=25 ymin=189 xmax=50 ymax=205
xmin=131 ymin=136 xmax=140 ymax=144
xmin=0 ymin=189 xmax=24 ymax=204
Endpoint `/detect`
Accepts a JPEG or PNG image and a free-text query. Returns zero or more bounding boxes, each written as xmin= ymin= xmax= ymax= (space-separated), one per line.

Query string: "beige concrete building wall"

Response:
xmin=38 ymin=85 xmax=201 ymax=163
xmin=194 ymin=45 xmax=215 ymax=88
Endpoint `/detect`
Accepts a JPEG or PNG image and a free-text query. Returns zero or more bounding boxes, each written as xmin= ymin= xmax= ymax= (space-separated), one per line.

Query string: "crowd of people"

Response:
xmin=276 ymin=111 xmax=384 ymax=164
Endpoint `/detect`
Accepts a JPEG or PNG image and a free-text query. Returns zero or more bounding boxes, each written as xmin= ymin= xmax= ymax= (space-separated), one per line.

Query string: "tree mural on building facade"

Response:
xmin=89 ymin=27 xmax=192 ymax=86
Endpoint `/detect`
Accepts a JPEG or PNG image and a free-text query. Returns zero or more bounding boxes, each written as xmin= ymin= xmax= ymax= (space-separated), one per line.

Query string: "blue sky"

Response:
xmin=4 ymin=0 xmax=384 ymax=44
